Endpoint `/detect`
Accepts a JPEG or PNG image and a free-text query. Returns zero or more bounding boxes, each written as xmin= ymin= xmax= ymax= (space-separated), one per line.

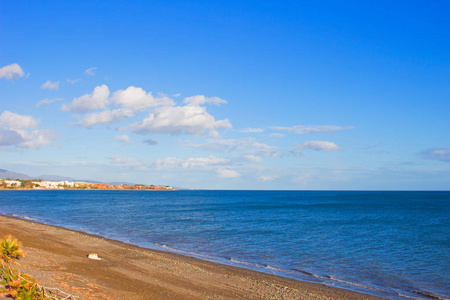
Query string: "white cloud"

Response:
xmin=62 ymin=84 xmax=110 ymax=113
xmin=216 ymin=168 xmax=241 ymax=178
xmin=16 ymin=129 xmax=57 ymax=149
xmin=108 ymin=154 xmax=240 ymax=179
xmin=183 ymin=138 xmax=273 ymax=152
xmin=114 ymin=135 xmax=130 ymax=144
xmin=242 ymin=155 xmax=262 ymax=163
xmin=67 ymin=78 xmax=82 ymax=84
xmin=297 ymin=141 xmax=341 ymax=152
xmin=0 ymin=111 xmax=56 ymax=149
xmin=272 ymin=125 xmax=354 ymax=134
xmin=154 ymin=155 xmax=229 ymax=170
xmin=240 ymin=128 xmax=265 ymax=133
xmin=40 ymin=80 xmax=59 ymax=90
xmin=124 ymin=104 xmax=232 ymax=137
xmin=78 ymin=108 xmax=135 ymax=127
xmin=183 ymin=95 xmax=227 ymax=106
xmin=64 ymin=87 xmax=232 ymax=139
xmin=0 ymin=63 xmax=24 ymax=80
xmin=268 ymin=133 xmax=285 ymax=138
xmin=253 ymin=150 xmax=280 ymax=158
xmin=85 ymin=67 xmax=97 ymax=76
xmin=420 ymin=148 xmax=450 ymax=162
xmin=112 ymin=86 xmax=174 ymax=110
xmin=36 ymin=97 xmax=64 ymax=107
xmin=155 ymin=156 xmax=240 ymax=179
xmin=260 ymin=175 xmax=277 ymax=181
xmin=0 ymin=111 xmax=39 ymax=129
xmin=0 ymin=129 xmax=56 ymax=149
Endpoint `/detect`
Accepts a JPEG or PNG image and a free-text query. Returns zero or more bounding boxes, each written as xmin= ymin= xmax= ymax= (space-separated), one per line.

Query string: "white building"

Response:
xmin=2 ymin=180 xmax=22 ymax=187
xmin=33 ymin=180 xmax=75 ymax=189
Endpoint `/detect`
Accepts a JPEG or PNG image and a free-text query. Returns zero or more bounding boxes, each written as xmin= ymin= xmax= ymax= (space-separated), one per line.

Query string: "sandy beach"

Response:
xmin=0 ymin=215 xmax=385 ymax=300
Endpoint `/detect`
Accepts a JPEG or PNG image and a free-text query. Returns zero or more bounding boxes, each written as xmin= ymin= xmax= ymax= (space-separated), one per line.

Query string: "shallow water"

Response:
xmin=0 ymin=190 xmax=448 ymax=299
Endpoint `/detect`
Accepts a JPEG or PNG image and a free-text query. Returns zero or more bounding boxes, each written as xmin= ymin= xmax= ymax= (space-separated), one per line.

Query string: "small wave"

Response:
xmin=266 ymin=265 xmax=285 ymax=272
xmin=229 ymin=261 xmax=316 ymax=279
xmin=160 ymin=245 xmax=214 ymax=260
xmin=292 ymin=268 xmax=315 ymax=277
xmin=327 ymin=276 xmax=384 ymax=292
xmin=397 ymin=292 xmax=428 ymax=300
xmin=9 ymin=214 xmax=40 ymax=222
xmin=266 ymin=266 xmax=318 ymax=278
xmin=412 ymin=290 xmax=449 ymax=300
xmin=161 ymin=244 xmax=178 ymax=251
xmin=230 ymin=258 xmax=262 ymax=268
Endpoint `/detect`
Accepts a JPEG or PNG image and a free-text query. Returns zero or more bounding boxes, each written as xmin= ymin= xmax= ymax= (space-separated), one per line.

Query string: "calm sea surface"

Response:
xmin=0 ymin=190 xmax=448 ymax=299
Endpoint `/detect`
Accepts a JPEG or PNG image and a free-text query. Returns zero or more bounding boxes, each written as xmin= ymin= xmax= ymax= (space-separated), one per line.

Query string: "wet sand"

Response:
xmin=0 ymin=215 xmax=384 ymax=300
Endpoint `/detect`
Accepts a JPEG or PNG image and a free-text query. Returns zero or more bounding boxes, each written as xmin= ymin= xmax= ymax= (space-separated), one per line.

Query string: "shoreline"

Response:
xmin=0 ymin=214 xmax=386 ymax=300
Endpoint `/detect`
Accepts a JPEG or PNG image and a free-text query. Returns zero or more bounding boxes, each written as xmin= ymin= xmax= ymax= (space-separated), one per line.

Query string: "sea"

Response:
xmin=0 ymin=190 xmax=448 ymax=299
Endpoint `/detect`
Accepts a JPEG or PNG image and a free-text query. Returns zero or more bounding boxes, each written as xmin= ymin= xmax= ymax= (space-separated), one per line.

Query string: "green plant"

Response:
xmin=8 ymin=274 xmax=37 ymax=299
xmin=15 ymin=284 xmax=39 ymax=300
xmin=0 ymin=266 xmax=52 ymax=300
xmin=0 ymin=235 xmax=25 ymax=263
xmin=0 ymin=264 xmax=19 ymax=284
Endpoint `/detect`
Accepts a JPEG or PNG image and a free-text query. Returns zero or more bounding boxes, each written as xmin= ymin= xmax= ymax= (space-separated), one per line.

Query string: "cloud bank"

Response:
xmin=63 ymin=85 xmax=232 ymax=137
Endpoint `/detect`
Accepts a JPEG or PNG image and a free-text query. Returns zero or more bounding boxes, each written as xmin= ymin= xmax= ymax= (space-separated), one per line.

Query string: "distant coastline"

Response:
xmin=0 ymin=178 xmax=175 ymax=191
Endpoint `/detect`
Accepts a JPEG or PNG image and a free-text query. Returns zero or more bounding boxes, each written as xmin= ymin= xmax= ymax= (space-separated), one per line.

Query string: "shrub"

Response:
xmin=0 ymin=235 xmax=25 ymax=263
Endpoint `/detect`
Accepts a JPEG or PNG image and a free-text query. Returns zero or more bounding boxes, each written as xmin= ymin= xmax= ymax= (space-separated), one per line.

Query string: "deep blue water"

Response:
xmin=0 ymin=190 xmax=448 ymax=299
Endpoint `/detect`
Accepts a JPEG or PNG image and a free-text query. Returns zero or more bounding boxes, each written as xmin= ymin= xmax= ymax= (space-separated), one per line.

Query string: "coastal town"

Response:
xmin=0 ymin=179 xmax=175 ymax=190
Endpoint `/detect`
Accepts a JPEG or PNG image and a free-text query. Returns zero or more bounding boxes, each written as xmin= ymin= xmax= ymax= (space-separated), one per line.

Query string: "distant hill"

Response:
xmin=0 ymin=169 xmax=176 ymax=187
xmin=0 ymin=169 xmax=98 ymax=183
xmin=0 ymin=169 xmax=34 ymax=180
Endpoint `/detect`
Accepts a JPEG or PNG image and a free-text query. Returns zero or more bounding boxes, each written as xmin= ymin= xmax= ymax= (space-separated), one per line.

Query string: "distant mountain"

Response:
xmin=0 ymin=169 xmax=171 ymax=187
xmin=0 ymin=169 xmax=34 ymax=180
xmin=0 ymin=169 xmax=99 ymax=183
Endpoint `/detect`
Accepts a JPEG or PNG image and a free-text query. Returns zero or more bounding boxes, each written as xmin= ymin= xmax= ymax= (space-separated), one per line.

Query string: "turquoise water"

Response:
xmin=0 ymin=190 xmax=448 ymax=299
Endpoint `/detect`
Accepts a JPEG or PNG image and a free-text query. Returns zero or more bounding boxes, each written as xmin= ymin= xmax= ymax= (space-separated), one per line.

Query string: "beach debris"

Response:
xmin=87 ymin=253 xmax=101 ymax=260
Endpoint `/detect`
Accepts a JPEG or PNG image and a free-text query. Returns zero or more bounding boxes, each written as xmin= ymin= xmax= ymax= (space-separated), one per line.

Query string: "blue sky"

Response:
xmin=1 ymin=0 xmax=449 ymax=190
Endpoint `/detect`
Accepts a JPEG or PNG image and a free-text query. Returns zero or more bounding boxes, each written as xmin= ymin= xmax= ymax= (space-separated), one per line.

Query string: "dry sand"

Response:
xmin=0 ymin=215 xmax=385 ymax=300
